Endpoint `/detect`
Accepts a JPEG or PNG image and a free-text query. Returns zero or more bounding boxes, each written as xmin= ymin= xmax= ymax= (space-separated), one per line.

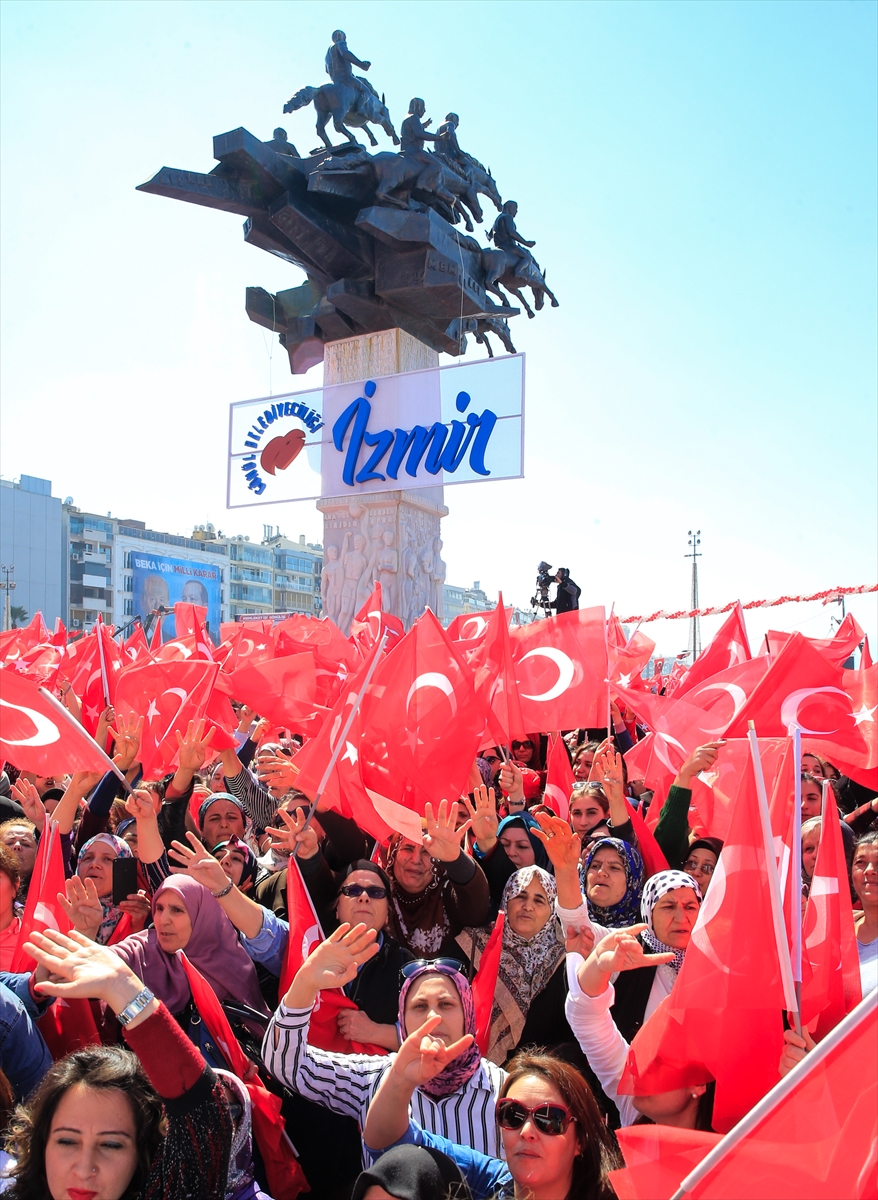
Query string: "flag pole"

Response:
xmin=95 ymin=615 xmax=111 ymax=706
xmin=301 ymin=631 xmax=387 ymax=833
xmin=605 ymin=603 xmax=614 ymax=737
xmin=791 ymin=726 xmax=803 ymax=1005
xmin=669 ymin=990 xmax=878 ymax=1200
xmin=747 ymin=722 xmax=800 ymax=1028
xmin=38 ymin=687 xmax=136 ymax=796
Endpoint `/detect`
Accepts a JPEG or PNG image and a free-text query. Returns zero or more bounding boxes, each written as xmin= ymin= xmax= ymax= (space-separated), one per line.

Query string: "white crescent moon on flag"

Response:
xmin=653 ymin=731 xmax=687 ymax=774
xmin=368 ymin=610 xmax=381 ymax=633
xmin=406 ymin=673 xmax=457 ymax=716
xmin=780 ymin=687 xmax=851 ymax=735
xmin=692 ymin=682 xmax=748 ymax=735
xmin=728 ymin=640 xmax=748 ymax=665
xmin=166 ymin=641 xmax=193 ymax=659
xmin=519 ymin=648 xmax=575 ymax=702
xmin=461 ymin=616 xmax=487 ymax=639
xmin=0 ymin=697 xmax=61 ymax=747
xmin=690 ymin=853 xmax=730 ymax=973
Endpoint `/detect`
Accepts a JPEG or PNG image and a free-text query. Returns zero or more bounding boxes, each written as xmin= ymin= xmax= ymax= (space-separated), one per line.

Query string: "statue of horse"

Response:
xmin=283 ymin=76 xmax=399 ymax=150
xmin=446 ymin=315 xmax=517 ymax=357
xmin=480 ymin=249 xmax=559 ymax=318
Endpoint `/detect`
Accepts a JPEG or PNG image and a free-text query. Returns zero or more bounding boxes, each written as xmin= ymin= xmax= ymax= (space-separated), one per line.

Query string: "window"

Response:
xmin=123 ymin=575 xmax=133 ymax=592
xmin=124 ymin=551 xmax=133 ymax=569
xmin=123 ymin=599 xmax=134 ymax=616
xmin=84 ymin=543 xmax=94 ymax=553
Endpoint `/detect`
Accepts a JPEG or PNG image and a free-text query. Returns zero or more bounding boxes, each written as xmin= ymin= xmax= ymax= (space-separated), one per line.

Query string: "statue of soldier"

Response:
xmin=488 ymin=200 xmax=538 ymax=280
xmin=264 ymin=127 xmax=300 ymax=157
xmin=435 ymin=112 xmax=465 ymax=167
xmin=399 ymin=98 xmax=440 ymax=167
xmin=325 ymin=29 xmax=371 ymax=106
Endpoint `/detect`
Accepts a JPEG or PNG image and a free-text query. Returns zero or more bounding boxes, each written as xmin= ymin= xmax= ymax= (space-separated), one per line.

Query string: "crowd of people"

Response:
xmin=0 ymin=612 xmax=875 ymax=1200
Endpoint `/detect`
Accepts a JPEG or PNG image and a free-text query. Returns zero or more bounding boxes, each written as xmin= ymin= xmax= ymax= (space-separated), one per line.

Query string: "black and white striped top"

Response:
xmin=262 ymin=1003 xmax=507 ymax=1157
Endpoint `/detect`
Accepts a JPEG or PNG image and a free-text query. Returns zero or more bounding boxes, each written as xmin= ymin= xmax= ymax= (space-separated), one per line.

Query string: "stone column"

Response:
xmin=317 ymin=329 xmax=448 ymax=634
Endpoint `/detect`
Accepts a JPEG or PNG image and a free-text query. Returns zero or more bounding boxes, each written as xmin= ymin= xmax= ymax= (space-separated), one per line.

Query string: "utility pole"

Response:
xmin=684 ymin=530 xmax=702 ymax=660
xmin=0 ymin=564 xmax=15 ymax=632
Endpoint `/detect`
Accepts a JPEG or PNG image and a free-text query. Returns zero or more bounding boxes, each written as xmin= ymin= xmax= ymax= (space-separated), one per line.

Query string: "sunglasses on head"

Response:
xmin=496 ymin=1098 xmax=575 ymax=1136
xmin=339 ymin=883 xmax=387 ymax=900
xmin=399 ymin=957 xmax=463 ymax=984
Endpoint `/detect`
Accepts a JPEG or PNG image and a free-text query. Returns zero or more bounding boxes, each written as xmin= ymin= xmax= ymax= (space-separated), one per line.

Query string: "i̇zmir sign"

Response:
xmin=226 ymin=353 xmax=525 ymax=508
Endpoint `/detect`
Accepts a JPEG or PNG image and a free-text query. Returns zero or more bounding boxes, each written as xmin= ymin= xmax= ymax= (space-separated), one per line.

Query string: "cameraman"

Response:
xmin=549 ymin=567 xmax=581 ymax=614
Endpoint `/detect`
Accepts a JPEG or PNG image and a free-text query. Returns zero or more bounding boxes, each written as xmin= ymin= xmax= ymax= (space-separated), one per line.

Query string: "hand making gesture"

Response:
xmin=575 ymin=924 xmax=675 ymax=997
xmin=461 ymin=785 xmax=498 ymax=853
xmin=11 ymin=777 xmax=47 ymax=835
xmin=168 ymin=831 xmax=230 ymax=895
xmin=58 ymin=876 xmax=104 ymax=941
xmin=422 ymin=799 xmax=466 ymax=862
xmin=175 ymin=719 xmax=216 ymax=773
xmin=285 ymin=923 xmax=379 ymax=1010
xmin=267 ymin=805 xmax=319 ymax=860
xmin=109 ymin=710 xmax=143 ymax=772
xmin=391 ymin=1014 xmax=475 ymax=1089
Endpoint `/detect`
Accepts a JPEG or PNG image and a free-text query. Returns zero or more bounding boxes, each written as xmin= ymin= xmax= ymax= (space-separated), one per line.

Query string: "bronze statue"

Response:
xmin=434 ymin=113 xmax=503 ymax=213
xmin=283 ymin=31 xmax=399 ymax=150
xmin=483 ymin=201 xmax=559 ymax=317
xmin=263 ymin=127 xmax=300 ymax=157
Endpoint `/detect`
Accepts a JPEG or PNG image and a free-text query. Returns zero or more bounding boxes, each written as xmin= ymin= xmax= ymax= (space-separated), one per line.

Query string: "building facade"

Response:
xmin=0 ymin=475 xmax=65 ymax=629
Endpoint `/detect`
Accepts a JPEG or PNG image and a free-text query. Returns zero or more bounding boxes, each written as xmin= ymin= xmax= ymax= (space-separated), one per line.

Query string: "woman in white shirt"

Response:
xmin=853 ymin=832 xmax=878 ymax=996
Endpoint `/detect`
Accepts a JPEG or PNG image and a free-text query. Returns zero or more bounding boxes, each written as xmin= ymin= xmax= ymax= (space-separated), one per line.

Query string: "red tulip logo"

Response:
xmin=260 ymin=428 xmax=306 ymax=475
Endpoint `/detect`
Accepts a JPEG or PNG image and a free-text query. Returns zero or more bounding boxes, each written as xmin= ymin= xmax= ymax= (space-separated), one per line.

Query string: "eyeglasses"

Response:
xmin=228 ymin=1102 xmax=243 ymax=1124
xmin=512 ymin=741 xmax=534 ymax=750
xmin=482 ymin=754 xmax=501 ymax=764
xmin=683 ymin=859 xmax=715 ymax=876
xmin=339 ymin=883 xmax=387 ymax=900
xmin=496 ymin=1099 xmax=575 ymax=1136
xmin=400 ymin=957 xmax=463 ymax=983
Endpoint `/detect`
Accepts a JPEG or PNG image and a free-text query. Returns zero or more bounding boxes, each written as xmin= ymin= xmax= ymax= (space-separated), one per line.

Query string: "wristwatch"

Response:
xmin=116 ymin=986 xmax=155 ymax=1026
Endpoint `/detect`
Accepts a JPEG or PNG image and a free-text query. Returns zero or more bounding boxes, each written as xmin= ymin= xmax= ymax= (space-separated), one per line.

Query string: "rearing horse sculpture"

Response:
xmin=283 ymin=76 xmax=399 ymax=150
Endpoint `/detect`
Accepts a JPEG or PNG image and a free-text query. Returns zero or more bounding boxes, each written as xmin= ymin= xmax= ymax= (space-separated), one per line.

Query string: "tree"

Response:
xmin=10 ymin=606 xmax=28 ymax=628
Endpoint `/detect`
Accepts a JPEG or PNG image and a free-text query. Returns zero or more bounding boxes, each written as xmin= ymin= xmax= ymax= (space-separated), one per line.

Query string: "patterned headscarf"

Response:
xmin=640 ymin=870 xmax=702 ymax=975
xmin=211 ymin=835 xmax=260 ymax=891
xmin=458 ymin=866 xmax=564 ymax=1065
xmin=582 ymin=837 xmax=645 ymax=928
xmin=385 ymin=835 xmax=449 ymax=957
xmin=76 ymin=833 xmax=132 ymax=945
xmin=396 ymin=961 xmax=481 ymax=1098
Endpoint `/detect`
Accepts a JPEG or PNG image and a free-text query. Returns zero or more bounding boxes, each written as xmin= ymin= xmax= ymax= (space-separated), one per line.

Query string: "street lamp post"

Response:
xmin=0 ymin=564 xmax=16 ymax=632
xmin=684 ymin=531 xmax=702 ymax=660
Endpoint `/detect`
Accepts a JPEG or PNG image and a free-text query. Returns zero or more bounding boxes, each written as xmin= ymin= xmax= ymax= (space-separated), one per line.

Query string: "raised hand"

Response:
xmin=118 ymin=889 xmax=151 ymax=932
xmin=676 ymin=742 xmax=724 ymax=786
xmin=498 ymin=760 xmax=524 ymax=800
xmin=337 ymin=1007 xmax=384 ymax=1045
xmin=593 ymin=743 xmax=625 ymax=803
xmin=392 ymin=1014 xmax=475 ymax=1088
xmin=175 ymin=719 xmax=216 ymax=773
xmin=462 ymin=785 xmax=498 ymax=851
xmin=109 ymin=711 xmax=143 ymax=772
xmin=586 ymin=738 xmax=612 ymax=784
xmin=168 ymin=832 xmax=230 ymax=894
xmin=267 ymin=805 xmax=318 ymax=860
xmin=236 ymin=704 xmax=256 ymax=733
xmin=299 ymin=923 xmax=379 ymax=993
xmin=25 ymin=928 xmax=155 ymax=1019
xmin=124 ymin=788 xmax=159 ymax=823
xmin=95 ymin=705 xmax=116 ymax=749
xmin=593 ymin=925 xmax=674 ymax=975
xmin=257 ymin=753 xmax=300 ymax=794
xmin=563 ymin=924 xmax=596 ymax=959
xmin=11 ymin=777 xmax=47 ymax=834
xmin=58 ymin=875 xmax=104 ymax=940
xmin=422 ymin=799 xmax=465 ymax=862
xmin=532 ymin=812 xmax=582 ymax=872
xmin=253 ymin=716 xmax=272 ymax=744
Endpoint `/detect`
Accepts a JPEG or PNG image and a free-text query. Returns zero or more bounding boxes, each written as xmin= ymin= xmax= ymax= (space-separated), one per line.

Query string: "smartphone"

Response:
xmin=111 ymin=857 xmax=138 ymax=906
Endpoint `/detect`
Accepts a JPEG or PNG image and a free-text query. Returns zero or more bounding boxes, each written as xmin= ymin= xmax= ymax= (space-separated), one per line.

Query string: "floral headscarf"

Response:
xmin=458 ymin=866 xmax=564 ymax=1065
xmin=76 ymin=833 xmax=132 ymax=945
xmin=582 ymin=837 xmax=645 ymax=929
xmin=385 ymin=835 xmax=449 ymax=957
xmin=396 ymin=961 xmax=481 ymax=1098
xmin=640 ymin=869 xmax=702 ymax=975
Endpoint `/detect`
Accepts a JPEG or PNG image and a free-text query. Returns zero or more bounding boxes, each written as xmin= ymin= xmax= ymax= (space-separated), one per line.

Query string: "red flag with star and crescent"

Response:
xmin=508 ymin=607 xmax=608 ymax=734
xmin=0 ymin=671 xmax=116 ymax=776
xmin=114 ymin=659 xmax=219 ymax=779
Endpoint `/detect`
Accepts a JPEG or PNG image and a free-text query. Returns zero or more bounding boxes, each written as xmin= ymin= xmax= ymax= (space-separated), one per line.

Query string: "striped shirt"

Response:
xmin=225 ymin=764 xmax=277 ymax=831
xmin=262 ymin=1002 xmax=507 ymax=1158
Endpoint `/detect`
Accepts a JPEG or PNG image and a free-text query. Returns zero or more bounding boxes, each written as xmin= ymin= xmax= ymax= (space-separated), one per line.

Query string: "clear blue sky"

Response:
xmin=1 ymin=0 xmax=875 ymax=652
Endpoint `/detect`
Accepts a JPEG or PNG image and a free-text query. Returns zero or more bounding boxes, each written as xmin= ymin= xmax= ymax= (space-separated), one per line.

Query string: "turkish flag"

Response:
xmin=0 ymin=613 xmax=50 ymax=663
xmin=608 ymin=1125 xmax=720 ymax=1200
xmin=203 ymin=688 xmax=240 ymax=752
xmin=765 ymin=611 xmax=865 ymax=670
xmin=273 ymin=614 xmax=360 ymax=674
xmin=172 ymin=603 xmax=215 ymax=653
xmin=801 ymin=785 xmax=862 ymax=1039
xmin=114 ymin=659 xmax=219 ymax=779
xmin=0 ymin=672 xmax=115 ymax=776
xmin=5 ymin=640 xmax=66 ymax=690
xmin=626 ymin=798 xmax=669 ymax=876
xmin=544 ymin=733 xmax=574 ymax=819
xmin=607 ymin=614 xmax=655 ymax=692
xmin=180 ymin=954 xmax=310 ymax=1199
xmin=620 ymin=746 xmax=789 ymax=1132
xmin=675 ymin=604 xmax=752 ymax=697
xmin=10 ymin=820 xmax=70 ymax=971
xmin=862 ymin=636 xmax=873 ymax=670
xmin=804 ymin=664 xmax=877 ymax=787
xmin=62 ymin=622 xmax=123 ymax=735
xmin=349 ymin=582 xmax=405 ymax=659
xmin=509 ymin=608 xmax=608 ymax=734
xmin=122 ymin=625 xmax=153 ymax=666
xmin=218 ymin=621 xmax=275 ymax=674
xmin=149 ymin=613 xmax=164 ymax=651
xmin=470 ymin=596 xmax=525 ymax=746
xmin=225 ymin=653 xmax=330 ymax=735
xmin=675 ymin=993 xmax=877 ymax=1199
xmin=472 ymin=913 xmax=505 ymax=1056
xmin=279 ymin=857 xmax=386 ymax=1056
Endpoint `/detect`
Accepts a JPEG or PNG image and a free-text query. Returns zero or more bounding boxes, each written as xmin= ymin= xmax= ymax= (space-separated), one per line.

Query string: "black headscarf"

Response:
xmin=352 ymin=1144 xmax=472 ymax=1200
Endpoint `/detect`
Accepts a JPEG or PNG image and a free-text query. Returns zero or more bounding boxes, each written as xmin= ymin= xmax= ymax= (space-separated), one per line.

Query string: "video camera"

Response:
xmin=531 ymin=561 xmax=554 ymax=613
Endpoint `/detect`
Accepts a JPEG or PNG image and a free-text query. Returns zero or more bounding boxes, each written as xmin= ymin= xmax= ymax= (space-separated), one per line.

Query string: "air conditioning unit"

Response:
xmin=72 ymin=619 xmax=82 ymax=627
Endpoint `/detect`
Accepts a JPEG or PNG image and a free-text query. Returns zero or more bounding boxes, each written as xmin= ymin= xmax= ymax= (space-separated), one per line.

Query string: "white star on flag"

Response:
xmin=341 ymin=741 xmax=358 ymax=765
xmin=617 ymin=672 xmax=632 ymax=687
xmin=146 ymin=699 xmax=159 ymax=720
xmin=851 ymin=704 xmax=877 ymax=726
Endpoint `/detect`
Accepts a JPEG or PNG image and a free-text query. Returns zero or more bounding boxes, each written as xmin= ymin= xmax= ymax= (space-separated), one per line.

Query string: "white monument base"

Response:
xmin=318 ymin=329 xmax=448 ymax=633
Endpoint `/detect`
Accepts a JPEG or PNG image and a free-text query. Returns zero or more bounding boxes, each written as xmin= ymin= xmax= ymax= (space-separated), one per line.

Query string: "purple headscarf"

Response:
xmin=396 ymin=961 xmax=481 ymax=1099
xmin=109 ymin=875 xmax=269 ymax=1017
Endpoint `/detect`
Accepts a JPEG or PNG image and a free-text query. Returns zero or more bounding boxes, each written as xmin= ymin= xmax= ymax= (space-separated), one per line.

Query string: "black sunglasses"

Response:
xmin=399 ymin=957 xmax=463 ymax=984
xmin=496 ymin=1098 xmax=575 ymax=1136
xmin=512 ymin=740 xmax=534 ymax=750
xmin=339 ymin=883 xmax=387 ymax=900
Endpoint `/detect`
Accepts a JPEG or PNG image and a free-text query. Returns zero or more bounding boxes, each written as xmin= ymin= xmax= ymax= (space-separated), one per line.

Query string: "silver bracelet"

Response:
xmin=116 ymin=986 xmax=155 ymax=1027
xmin=211 ymin=881 xmax=233 ymax=899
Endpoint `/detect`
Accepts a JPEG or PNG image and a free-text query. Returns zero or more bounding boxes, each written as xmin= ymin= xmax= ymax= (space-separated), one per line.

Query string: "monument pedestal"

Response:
xmin=318 ymin=329 xmax=448 ymax=634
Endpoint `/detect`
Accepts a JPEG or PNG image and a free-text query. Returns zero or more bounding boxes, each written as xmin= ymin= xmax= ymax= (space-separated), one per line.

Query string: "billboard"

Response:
xmin=227 ymin=352 xmax=524 ymax=508
xmin=131 ymin=552 xmax=222 ymax=640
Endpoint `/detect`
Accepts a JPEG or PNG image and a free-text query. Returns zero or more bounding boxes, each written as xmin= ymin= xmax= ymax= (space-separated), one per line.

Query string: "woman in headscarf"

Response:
xmin=214 ymin=1069 xmax=274 ymax=1200
xmin=72 ymin=832 xmax=150 ymax=944
xmin=581 ymin=837 xmax=645 ymax=932
xmin=261 ymin=927 xmax=508 ymax=1160
xmin=457 ymin=867 xmax=569 ymax=1066
xmin=380 ymin=800 xmax=490 ymax=960
xmin=352 ymin=1144 xmax=472 ymax=1200
xmin=465 ymin=784 xmax=551 ymax=915
xmin=563 ymin=870 xmax=710 ymax=1129
xmin=66 ymin=874 xmax=271 ymax=1069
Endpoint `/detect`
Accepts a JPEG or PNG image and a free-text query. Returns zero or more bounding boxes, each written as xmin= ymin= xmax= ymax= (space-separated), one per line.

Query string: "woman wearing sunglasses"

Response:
xmin=361 ymin=1017 xmax=619 ymax=1200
